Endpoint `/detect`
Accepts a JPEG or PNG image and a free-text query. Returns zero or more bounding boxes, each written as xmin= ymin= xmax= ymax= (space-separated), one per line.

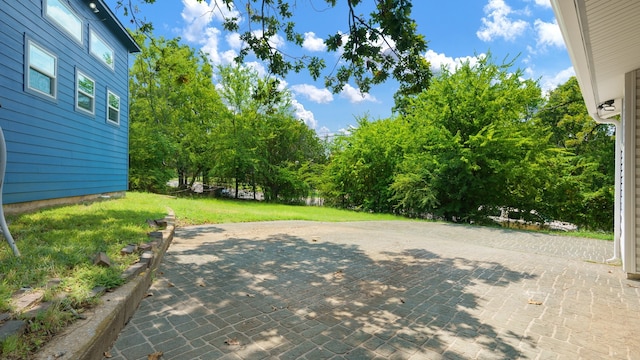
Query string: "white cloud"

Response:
xmin=477 ymin=0 xmax=528 ymax=42
xmin=337 ymin=126 xmax=356 ymax=136
xmin=424 ymin=50 xmax=485 ymax=73
xmin=302 ymin=32 xmax=327 ymax=52
xmin=180 ymin=0 xmax=239 ymax=43
xmin=276 ymin=79 xmax=288 ymax=91
xmin=220 ymin=49 xmax=238 ymax=64
xmin=340 ymin=84 xmax=377 ymax=104
xmin=226 ymin=33 xmax=243 ymax=50
xmin=534 ymin=19 xmax=564 ymax=49
xmin=533 ymin=0 xmax=551 ymax=8
xmin=540 ymin=66 xmax=575 ymax=93
xmin=291 ymin=84 xmax=334 ymax=104
xmin=291 ymin=100 xmax=317 ymax=129
xmin=180 ymin=0 xmax=242 ymax=66
xmin=245 ymin=61 xmax=267 ymax=77
xmin=199 ymin=27 xmax=223 ymax=64
xmin=198 ymin=29 xmax=237 ymax=66
xmin=316 ymin=126 xmax=332 ymax=138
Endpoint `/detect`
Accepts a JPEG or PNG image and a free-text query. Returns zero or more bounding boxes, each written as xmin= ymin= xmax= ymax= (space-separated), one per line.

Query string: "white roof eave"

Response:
xmin=550 ymin=0 xmax=599 ymax=117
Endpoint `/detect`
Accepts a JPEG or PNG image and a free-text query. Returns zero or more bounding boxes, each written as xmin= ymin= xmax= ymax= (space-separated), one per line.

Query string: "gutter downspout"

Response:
xmin=591 ymin=113 xmax=621 ymax=262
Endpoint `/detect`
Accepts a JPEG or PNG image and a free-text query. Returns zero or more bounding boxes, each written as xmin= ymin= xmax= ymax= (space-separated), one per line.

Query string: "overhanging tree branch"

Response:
xmin=116 ymin=0 xmax=431 ymax=98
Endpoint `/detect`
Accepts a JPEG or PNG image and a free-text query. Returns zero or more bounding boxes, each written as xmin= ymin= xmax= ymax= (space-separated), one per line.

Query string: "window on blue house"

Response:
xmin=90 ymin=30 xmax=115 ymax=70
xmin=27 ymin=41 xmax=57 ymax=99
xmin=107 ymin=90 xmax=120 ymax=125
xmin=45 ymin=0 xmax=83 ymax=44
xmin=76 ymin=70 xmax=95 ymax=114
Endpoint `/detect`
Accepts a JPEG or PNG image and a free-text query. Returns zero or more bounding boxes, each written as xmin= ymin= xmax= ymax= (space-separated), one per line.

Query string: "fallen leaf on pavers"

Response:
xmin=225 ymin=338 xmax=240 ymax=346
xmin=104 ymin=351 xmax=112 ymax=358
xmin=196 ymin=279 xmax=206 ymax=287
xmin=147 ymin=351 xmax=163 ymax=359
xmin=333 ymin=270 xmax=344 ymax=279
xmin=144 ymin=292 xmax=153 ymax=298
xmin=246 ymin=293 xmax=256 ymax=298
xmin=528 ymin=299 xmax=543 ymax=305
xmin=167 ymin=282 xmax=175 ymax=288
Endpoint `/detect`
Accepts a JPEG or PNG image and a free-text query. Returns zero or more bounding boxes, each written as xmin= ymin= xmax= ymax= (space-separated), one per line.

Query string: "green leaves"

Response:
xmin=118 ymin=0 xmax=431 ymax=96
xmin=321 ymin=61 xmax=614 ymax=230
xmin=129 ymin=33 xmax=228 ymax=191
xmin=533 ymin=77 xmax=615 ymax=230
xmin=213 ymin=64 xmax=326 ymax=202
xmin=322 ymin=54 xmax=555 ymax=223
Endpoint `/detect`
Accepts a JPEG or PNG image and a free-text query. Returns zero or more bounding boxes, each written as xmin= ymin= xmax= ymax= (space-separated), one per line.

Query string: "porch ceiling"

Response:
xmin=551 ymin=0 xmax=640 ymax=118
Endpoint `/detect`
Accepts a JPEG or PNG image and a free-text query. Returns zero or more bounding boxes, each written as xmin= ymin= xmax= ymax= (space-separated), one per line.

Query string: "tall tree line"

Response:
xmin=128 ymin=33 xmax=614 ymax=230
xmin=128 ymin=34 xmax=326 ymax=202
xmin=321 ymin=56 xmax=615 ymax=231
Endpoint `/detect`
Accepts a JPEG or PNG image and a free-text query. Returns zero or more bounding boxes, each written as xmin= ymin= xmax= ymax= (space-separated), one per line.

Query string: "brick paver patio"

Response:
xmin=105 ymin=221 xmax=640 ymax=359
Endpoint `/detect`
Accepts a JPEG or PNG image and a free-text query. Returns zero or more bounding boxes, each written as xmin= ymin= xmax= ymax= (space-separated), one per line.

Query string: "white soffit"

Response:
xmin=552 ymin=0 xmax=640 ymax=116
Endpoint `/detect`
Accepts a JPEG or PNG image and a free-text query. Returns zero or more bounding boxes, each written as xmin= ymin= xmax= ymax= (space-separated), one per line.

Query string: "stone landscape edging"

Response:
xmin=34 ymin=210 xmax=176 ymax=360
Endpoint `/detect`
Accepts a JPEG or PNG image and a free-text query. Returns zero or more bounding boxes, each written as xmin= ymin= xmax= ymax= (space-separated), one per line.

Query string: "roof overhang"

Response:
xmin=551 ymin=0 xmax=640 ymax=120
xmin=81 ymin=0 xmax=141 ymax=53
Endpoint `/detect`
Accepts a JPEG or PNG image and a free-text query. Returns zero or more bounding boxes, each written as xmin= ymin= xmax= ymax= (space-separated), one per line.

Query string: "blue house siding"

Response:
xmin=0 ymin=0 xmax=138 ymax=205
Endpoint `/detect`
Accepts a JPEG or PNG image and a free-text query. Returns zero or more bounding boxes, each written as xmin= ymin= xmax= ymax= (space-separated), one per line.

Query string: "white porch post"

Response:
xmin=622 ymin=71 xmax=638 ymax=275
xmin=608 ymin=120 xmax=622 ymax=262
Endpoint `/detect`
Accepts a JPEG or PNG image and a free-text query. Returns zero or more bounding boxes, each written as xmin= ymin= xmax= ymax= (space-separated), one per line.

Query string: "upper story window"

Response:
xmin=45 ymin=0 xmax=83 ymax=44
xmin=27 ymin=40 xmax=57 ymax=99
xmin=76 ymin=70 xmax=95 ymax=115
xmin=107 ymin=90 xmax=120 ymax=125
xmin=90 ymin=30 xmax=115 ymax=70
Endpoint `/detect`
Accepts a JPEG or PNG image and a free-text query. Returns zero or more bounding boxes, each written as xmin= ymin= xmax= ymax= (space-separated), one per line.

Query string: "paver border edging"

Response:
xmin=34 ymin=210 xmax=176 ymax=360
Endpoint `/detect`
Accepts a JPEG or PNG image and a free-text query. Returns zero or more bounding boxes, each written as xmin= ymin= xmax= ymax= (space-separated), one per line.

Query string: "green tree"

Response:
xmin=392 ymin=55 xmax=547 ymax=222
xmin=213 ymin=64 xmax=326 ymax=201
xmin=256 ymin=110 xmax=326 ymax=202
xmin=321 ymin=116 xmax=408 ymax=212
xmin=535 ymin=77 xmax=615 ymax=230
xmin=214 ymin=64 xmax=266 ymax=198
xmin=116 ymin=0 xmax=431 ymax=97
xmin=129 ymin=33 xmax=228 ymax=192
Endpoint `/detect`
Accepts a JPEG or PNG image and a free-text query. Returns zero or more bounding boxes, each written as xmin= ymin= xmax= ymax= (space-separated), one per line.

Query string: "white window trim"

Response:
xmin=75 ymin=69 xmax=95 ymax=115
xmin=90 ymin=30 xmax=115 ymax=70
xmin=44 ymin=0 xmax=83 ymax=45
xmin=107 ymin=90 xmax=120 ymax=125
xmin=26 ymin=39 xmax=57 ymax=100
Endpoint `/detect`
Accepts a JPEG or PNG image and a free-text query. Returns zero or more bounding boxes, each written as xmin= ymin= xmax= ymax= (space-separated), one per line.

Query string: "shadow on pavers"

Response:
xmin=117 ymin=229 xmax=536 ymax=359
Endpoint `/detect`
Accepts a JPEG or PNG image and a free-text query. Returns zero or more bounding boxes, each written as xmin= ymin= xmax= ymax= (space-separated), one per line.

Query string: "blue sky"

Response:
xmin=105 ymin=0 xmax=573 ymax=137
